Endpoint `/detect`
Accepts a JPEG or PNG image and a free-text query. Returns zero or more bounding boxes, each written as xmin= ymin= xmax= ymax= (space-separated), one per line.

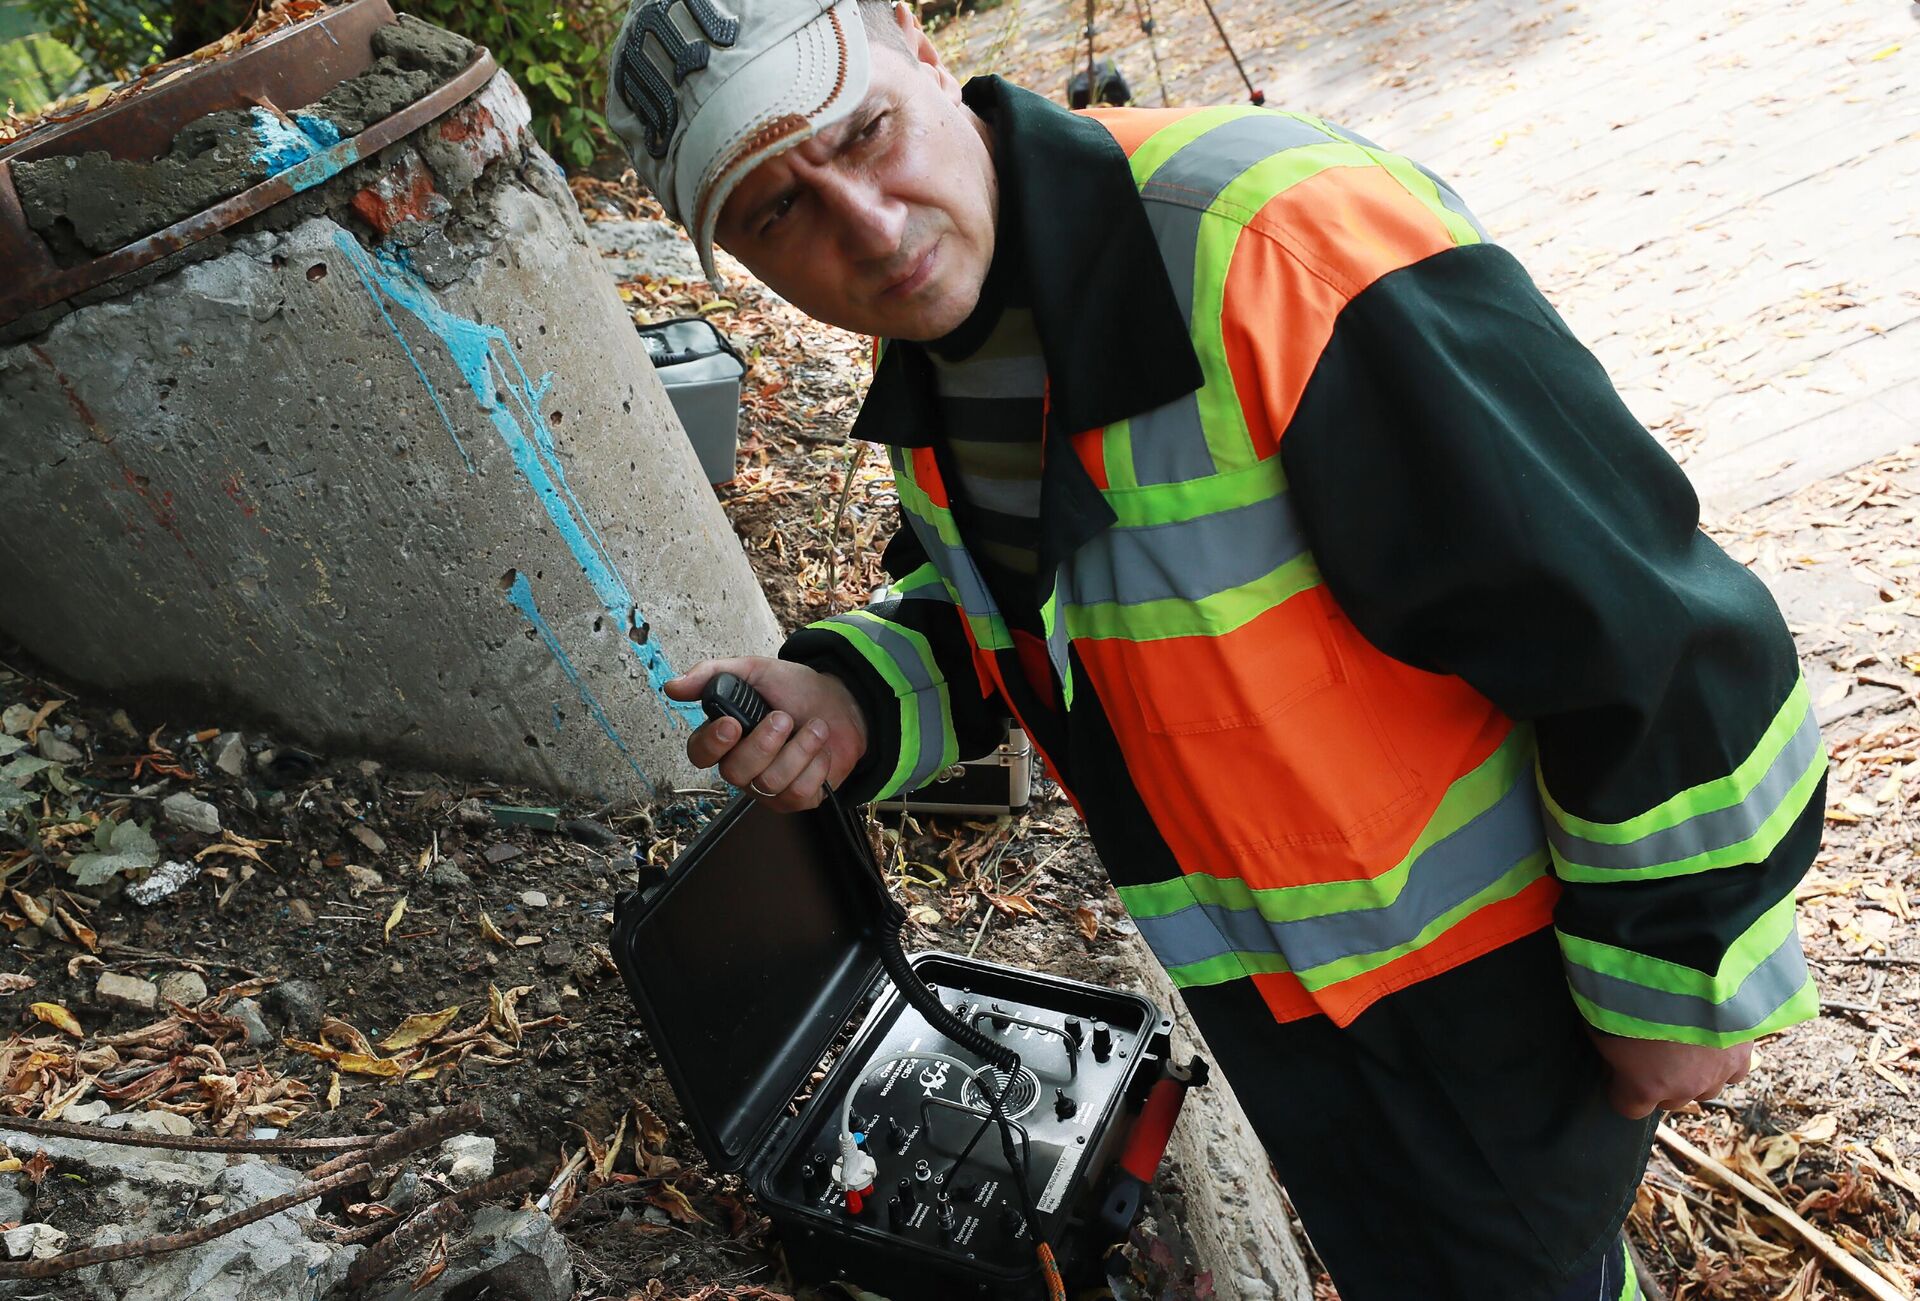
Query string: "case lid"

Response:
xmin=610 ymin=796 xmax=889 ymax=1172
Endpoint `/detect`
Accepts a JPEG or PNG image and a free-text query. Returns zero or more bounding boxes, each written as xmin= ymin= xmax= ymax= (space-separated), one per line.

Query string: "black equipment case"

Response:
xmin=610 ymin=797 xmax=1195 ymax=1299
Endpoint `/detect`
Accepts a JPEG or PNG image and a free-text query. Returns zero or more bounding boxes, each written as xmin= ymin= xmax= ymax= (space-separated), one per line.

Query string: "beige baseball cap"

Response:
xmin=605 ymin=0 xmax=873 ymax=283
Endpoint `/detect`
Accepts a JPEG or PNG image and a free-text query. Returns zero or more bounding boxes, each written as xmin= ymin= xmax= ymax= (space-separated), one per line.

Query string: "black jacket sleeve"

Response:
xmin=1279 ymin=241 xmax=1824 ymax=1046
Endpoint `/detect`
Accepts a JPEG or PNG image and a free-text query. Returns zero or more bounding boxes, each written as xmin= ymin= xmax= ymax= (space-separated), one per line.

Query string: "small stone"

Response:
xmin=262 ymin=979 xmax=325 ymax=1038
xmin=157 ymin=970 xmax=209 ymax=1006
xmin=68 ymin=721 xmax=88 ymax=742
xmin=160 ymin=792 xmax=221 ymax=836
xmin=63 ymin=1100 xmax=111 ymax=1124
xmin=429 ymin=863 xmax=472 ymax=890
xmin=519 ymin=890 xmax=548 ymax=909
xmin=389 ymin=961 xmax=404 ymax=975
xmin=228 ymin=997 xmax=273 ymax=1048
xmin=483 ymin=843 xmax=522 ymax=866
xmin=436 ymin=1134 xmax=496 ymax=1190
xmin=0 ymin=1184 xmax=25 ymax=1224
xmin=349 ymin=823 xmax=387 ymax=855
xmin=96 ymin=972 xmax=159 ymax=1013
xmin=288 ymin=899 xmax=316 ymax=926
xmin=117 ymin=1110 xmax=194 ymax=1136
xmin=357 ymin=759 xmax=382 ymax=777
xmin=108 ymin=708 xmax=138 ymax=737
xmin=3 ymin=1223 xmax=67 ymax=1260
xmin=1 ymin=704 xmax=35 ymax=735
xmin=212 ymin=731 xmax=247 ymax=777
xmin=454 ymin=797 xmax=491 ymax=828
xmin=36 ymin=733 xmax=82 ymax=763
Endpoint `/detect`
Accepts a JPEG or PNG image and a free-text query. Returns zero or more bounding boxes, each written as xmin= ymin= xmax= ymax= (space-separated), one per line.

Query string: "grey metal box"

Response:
xmin=638 ymin=316 xmax=747 ymax=484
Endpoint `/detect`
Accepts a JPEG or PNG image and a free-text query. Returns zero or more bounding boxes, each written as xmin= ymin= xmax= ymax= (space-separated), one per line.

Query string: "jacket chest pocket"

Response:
xmin=1077 ymin=584 xmax=1428 ymax=872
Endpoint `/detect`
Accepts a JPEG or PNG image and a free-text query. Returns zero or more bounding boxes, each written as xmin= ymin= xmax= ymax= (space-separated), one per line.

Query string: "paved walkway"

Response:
xmin=943 ymin=0 xmax=1919 ymax=516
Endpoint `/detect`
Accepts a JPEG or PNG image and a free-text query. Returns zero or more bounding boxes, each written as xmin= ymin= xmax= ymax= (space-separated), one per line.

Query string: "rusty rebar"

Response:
xmin=0 ymin=1114 xmax=378 ymax=1154
xmin=342 ymin=1164 xmax=540 ymax=1289
xmin=303 ymin=1101 xmax=484 ymax=1182
xmin=0 ymin=1161 xmax=372 ymax=1279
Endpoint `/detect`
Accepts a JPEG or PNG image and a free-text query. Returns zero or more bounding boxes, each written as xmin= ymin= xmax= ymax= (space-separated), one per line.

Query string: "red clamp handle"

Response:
xmin=1119 ymin=1056 xmax=1207 ymax=1183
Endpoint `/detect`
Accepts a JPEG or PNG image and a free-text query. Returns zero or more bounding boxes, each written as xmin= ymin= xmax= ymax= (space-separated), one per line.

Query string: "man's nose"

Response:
xmin=816 ymin=172 xmax=905 ymax=261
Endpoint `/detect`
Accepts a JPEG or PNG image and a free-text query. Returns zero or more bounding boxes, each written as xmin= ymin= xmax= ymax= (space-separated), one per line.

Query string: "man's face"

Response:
xmin=714 ymin=15 xmax=997 ymax=341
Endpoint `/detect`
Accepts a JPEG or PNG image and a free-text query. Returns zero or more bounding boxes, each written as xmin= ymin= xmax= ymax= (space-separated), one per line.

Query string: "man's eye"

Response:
xmin=761 ymin=194 xmax=797 ymax=235
xmin=859 ymin=112 xmax=888 ymax=140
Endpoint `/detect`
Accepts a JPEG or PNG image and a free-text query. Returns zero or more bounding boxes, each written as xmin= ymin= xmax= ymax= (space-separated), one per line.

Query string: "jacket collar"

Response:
xmin=850 ymin=78 xmax=1204 ymax=578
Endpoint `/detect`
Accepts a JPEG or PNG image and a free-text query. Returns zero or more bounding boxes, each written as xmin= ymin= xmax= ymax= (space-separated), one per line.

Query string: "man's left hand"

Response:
xmin=1589 ymin=1032 xmax=1751 ymax=1119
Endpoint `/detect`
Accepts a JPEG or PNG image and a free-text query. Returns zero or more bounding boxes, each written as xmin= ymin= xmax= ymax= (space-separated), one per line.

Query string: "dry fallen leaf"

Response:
xmin=379 ymin=1006 xmax=460 ymax=1051
xmin=478 ymin=912 xmax=510 ymax=945
xmin=55 ymin=907 xmax=97 ymax=954
xmin=337 ymin=1052 xmax=406 ymax=1078
xmin=0 ymin=973 xmax=35 ymax=994
xmin=327 ymin=1071 xmax=341 ymax=1110
xmin=30 ymin=1002 xmax=82 ymax=1037
xmin=1073 ymin=907 xmax=1101 ymax=942
xmin=646 ymin=1182 xmax=708 ymax=1225
xmin=383 ymin=896 xmax=407 ymax=943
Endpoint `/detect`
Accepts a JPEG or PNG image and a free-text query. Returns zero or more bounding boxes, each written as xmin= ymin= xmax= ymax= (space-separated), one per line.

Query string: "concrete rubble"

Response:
xmin=0 ymin=1117 xmax=571 ymax=1300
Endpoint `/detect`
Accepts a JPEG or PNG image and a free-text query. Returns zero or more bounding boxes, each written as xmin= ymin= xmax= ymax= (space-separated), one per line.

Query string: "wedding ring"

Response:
xmin=749 ymin=781 xmax=777 ymax=798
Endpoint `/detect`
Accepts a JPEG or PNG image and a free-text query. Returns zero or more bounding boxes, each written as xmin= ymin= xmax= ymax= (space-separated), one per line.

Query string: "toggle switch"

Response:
xmin=887 ymin=1118 xmax=909 ymax=1150
xmin=1053 ymin=1087 xmax=1077 ymax=1121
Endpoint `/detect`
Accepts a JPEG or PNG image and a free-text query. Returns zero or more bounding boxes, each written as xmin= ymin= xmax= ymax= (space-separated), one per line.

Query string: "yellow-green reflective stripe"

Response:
xmin=1157 ymin=853 xmax=1548 ymax=992
xmin=807 ymin=620 xmax=925 ymax=800
xmin=1190 ymin=141 xmax=1380 ymax=475
xmin=1063 ymin=553 xmax=1319 ymax=642
xmin=1127 ymin=105 xmax=1269 ymax=185
xmin=1571 ymin=978 xmax=1816 ymax=1050
xmin=893 ymin=562 xmax=946 ymax=599
xmin=1366 ymin=148 xmax=1482 ymax=247
xmin=1563 ymin=909 xmax=1809 ymax=1039
xmin=1102 ymin=456 xmax=1288 ymax=528
xmin=1560 ymin=890 xmax=1801 ymax=1004
xmin=1102 ymin=418 xmax=1139 ymax=490
xmin=1616 ymin=1239 xmax=1639 ymax=1301
xmin=1120 ymin=728 xmax=1534 ymax=921
xmin=1543 ymin=678 xmax=1813 ymax=843
xmin=1551 ymin=733 xmax=1820 ymax=886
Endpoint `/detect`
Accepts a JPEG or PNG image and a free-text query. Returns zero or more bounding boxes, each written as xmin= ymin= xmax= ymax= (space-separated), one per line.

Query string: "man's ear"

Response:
xmin=893 ymin=1 xmax=964 ymax=101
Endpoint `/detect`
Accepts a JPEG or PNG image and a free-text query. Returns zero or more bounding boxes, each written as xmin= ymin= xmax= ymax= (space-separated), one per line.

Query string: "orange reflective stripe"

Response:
xmin=1221 ymin=166 xmax=1455 ymax=460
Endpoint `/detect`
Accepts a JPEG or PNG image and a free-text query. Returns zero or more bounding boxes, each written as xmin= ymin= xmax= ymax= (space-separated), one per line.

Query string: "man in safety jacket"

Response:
xmin=606 ymin=0 xmax=1825 ymax=1296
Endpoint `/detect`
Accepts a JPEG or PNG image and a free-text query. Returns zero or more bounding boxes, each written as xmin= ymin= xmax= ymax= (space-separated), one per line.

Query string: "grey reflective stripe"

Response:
xmin=1547 ymin=705 xmax=1823 ymax=873
xmin=1564 ymin=926 xmax=1810 ymax=1035
xmin=1131 ymin=114 xmax=1330 ymax=486
xmin=929 ymin=350 xmax=1047 ymax=399
xmin=1412 ymin=160 xmax=1489 ymax=241
xmin=818 ymin=612 xmax=950 ymax=791
xmin=901 ymin=512 xmax=1003 ymax=620
xmin=1316 ymin=117 xmax=1381 ymax=150
xmin=1139 ymin=111 xmax=1332 ymax=212
xmin=1133 ymin=776 xmax=1547 ymax=974
xmin=1058 ymin=484 xmax=1309 ymax=608
xmin=1129 ymin=202 xmax=1218 ymax=488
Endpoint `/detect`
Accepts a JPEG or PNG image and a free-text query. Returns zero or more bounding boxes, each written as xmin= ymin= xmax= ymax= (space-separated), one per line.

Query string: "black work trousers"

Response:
xmin=1181 ymin=928 xmax=1656 ymax=1301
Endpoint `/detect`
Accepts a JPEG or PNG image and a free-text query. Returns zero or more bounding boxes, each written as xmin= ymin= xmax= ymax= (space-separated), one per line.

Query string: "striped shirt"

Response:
xmin=924 ymin=276 xmax=1046 ymax=633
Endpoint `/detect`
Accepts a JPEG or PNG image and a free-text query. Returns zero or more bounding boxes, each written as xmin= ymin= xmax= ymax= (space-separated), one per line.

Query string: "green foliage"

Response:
xmin=401 ymin=0 xmax=622 ymax=170
xmin=0 ymin=26 xmax=84 ymax=112
xmin=20 ymin=0 xmax=163 ymax=78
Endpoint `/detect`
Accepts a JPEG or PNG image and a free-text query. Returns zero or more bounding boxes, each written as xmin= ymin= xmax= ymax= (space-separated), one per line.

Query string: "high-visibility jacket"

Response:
xmin=784 ymin=81 xmax=1825 ymax=1048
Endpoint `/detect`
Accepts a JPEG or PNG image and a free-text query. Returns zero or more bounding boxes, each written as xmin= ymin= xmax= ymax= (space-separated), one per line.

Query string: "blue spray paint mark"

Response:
xmin=250 ymin=110 xmax=355 ymax=192
xmin=552 ymin=701 xmax=564 ymax=731
xmin=504 ymin=573 xmax=648 ymax=787
xmin=333 ymin=231 xmax=707 ymax=731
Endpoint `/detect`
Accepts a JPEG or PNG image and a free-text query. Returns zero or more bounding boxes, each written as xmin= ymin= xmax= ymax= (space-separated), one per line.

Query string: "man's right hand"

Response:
xmin=663 ymin=657 xmax=869 ymax=812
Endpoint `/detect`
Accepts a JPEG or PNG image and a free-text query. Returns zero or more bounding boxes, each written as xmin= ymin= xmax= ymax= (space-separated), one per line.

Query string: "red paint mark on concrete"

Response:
xmin=350 ymin=154 xmax=447 ymax=237
xmin=30 ymin=345 xmax=104 ymax=436
xmin=437 ymin=102 xmax=495 ymax=143
xmin=222 ymin=471 xmax=258 ymax=517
